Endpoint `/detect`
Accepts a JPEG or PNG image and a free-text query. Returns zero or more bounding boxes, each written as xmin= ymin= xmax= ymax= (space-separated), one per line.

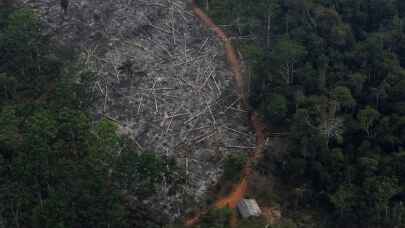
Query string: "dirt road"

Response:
xmin=185 ymin=1 xmax=267 ymax=226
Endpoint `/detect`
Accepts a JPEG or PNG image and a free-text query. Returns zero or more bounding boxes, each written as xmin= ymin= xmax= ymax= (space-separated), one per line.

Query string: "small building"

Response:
xmin=237 ymin=199 xmax=262 ymax=218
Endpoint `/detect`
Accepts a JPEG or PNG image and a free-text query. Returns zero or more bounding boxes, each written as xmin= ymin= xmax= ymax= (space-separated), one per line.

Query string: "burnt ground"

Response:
xmin=18 ymin=0 xmax=255 ymax=218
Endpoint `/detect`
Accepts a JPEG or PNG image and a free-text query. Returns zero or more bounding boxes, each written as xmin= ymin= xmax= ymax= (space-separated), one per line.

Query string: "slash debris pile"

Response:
xmin=19 ymin=0 xmax=254 ymax=217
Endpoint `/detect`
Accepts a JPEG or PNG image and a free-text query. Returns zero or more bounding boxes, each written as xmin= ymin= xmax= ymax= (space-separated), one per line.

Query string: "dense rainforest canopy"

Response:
xmin=199 ymin=0 xmax=405 ymax=227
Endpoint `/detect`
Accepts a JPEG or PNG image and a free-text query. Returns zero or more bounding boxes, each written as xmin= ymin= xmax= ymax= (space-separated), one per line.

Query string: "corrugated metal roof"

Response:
xmin=237 ymin=199 xmax=262 ymax=218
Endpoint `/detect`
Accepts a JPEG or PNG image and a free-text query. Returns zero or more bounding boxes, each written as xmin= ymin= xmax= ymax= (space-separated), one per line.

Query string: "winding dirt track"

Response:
xmin=185 ymin=1 xmax=267 ymax=227
xmin=190 ymin=0 xmax=247 ymax=109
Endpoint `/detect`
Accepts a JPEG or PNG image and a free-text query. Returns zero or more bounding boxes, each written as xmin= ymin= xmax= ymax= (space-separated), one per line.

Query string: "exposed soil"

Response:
xmin=190 ymin=0 xmax=247 ymax=109
xmin=185 ymin=1 xmax=268 ymax=226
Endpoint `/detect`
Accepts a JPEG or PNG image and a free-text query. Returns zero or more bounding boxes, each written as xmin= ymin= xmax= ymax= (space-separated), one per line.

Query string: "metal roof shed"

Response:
xmin=237 ymin=199 xmax=262 ymax=219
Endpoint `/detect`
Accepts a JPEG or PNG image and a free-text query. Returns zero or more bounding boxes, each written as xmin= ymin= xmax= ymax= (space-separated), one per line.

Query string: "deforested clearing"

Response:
xmin=17 ymin=0 xmax=254 ymax=218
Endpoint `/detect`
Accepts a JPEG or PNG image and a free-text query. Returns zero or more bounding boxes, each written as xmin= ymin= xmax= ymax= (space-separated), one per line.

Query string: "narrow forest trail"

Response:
xmin=185 ymin=1 xmax=267 ymax=227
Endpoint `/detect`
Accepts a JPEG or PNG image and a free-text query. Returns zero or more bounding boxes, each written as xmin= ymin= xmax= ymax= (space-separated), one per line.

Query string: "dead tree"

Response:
xmin=1 ymin=0 xmax=13 ymax=7
xmin=60 ymin=0 xmax=69 ymax=14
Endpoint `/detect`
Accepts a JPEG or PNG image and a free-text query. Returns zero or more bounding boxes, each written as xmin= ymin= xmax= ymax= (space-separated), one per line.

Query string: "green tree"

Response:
xmin=270 ymin=38 xmax=307 ymax=85
xmin=330 ymin=184 xmax=358 ymax=217
xmin=357 ymin=106 xmax=380 ymax=136
xmin=261 ymin=94 xmax=288 ymax=124
xmin=333 ymin=86 xmax=356 ymax=110
xmin=200 ymin=208 xmax=232 ymax=228
xmin=223 ymin=154 xmax=246 ymax=182
xmin=362 ymin=176 xmax=400 ymax=222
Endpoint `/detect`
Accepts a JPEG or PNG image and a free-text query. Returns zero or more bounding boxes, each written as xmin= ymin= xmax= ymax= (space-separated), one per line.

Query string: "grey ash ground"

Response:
xmin=19 ymin=0 xmax=254 ymax=218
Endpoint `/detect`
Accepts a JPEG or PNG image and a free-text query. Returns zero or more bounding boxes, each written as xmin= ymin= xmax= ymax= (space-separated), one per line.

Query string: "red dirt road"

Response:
xmin=185 ymin=1 xmax=267 ymax=227
xmin=191 ymin=0 xmax=247 ymax=109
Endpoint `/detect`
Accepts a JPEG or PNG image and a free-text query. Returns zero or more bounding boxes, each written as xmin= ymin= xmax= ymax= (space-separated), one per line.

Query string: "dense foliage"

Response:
xmin=223 ymin=154 xmax=246 ymax=182
xmin=0 ymin=7 xmax=178 ymax=227
xmin=198 ymin=0 xmax=405 ymax=226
